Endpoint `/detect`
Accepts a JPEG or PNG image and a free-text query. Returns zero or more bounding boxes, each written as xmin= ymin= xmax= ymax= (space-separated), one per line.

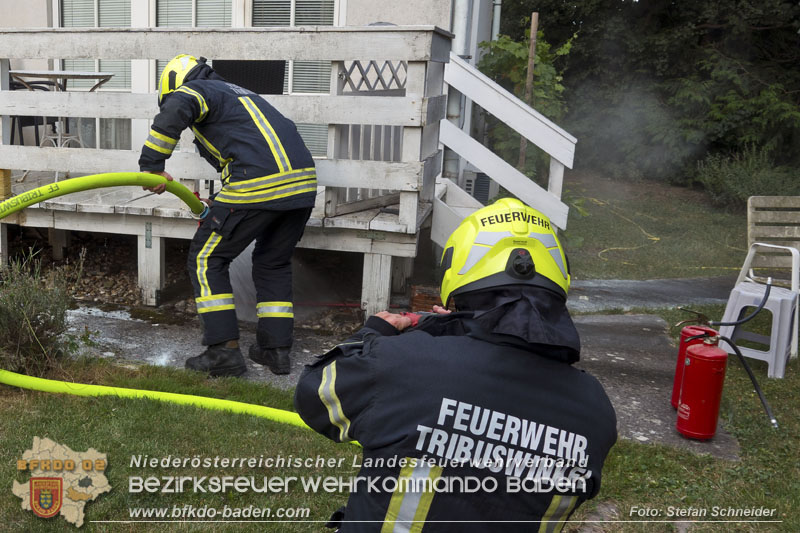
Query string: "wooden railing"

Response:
xmin=440 ymin=52 xmax=575 ymax=230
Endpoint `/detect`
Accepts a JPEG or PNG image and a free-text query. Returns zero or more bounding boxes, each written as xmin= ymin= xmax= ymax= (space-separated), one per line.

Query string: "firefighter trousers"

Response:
xmin=186 ymin=205 xmax=312 ymax=347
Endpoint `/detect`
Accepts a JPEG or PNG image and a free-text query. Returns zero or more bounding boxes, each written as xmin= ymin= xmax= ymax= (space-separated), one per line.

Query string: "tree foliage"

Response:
xmin=477 ymin=28 xmax=573 ymax=180
xmin=498 ymin=0 xmax=800 ymax=190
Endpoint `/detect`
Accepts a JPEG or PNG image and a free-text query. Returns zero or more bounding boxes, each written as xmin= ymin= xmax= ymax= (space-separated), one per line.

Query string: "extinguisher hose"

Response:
xmin=718 ymin=335 xmax=779 ymax=429
xmin=709 ymin=280 xmax=771 ymax=328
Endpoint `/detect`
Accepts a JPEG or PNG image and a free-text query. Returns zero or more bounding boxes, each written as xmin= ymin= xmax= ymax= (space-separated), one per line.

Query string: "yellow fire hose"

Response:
xmin=0 ymin=369 xmax=309 ymax=429
xmin=0 ymin=172 xmax=209 ymax=221
xmin=0 ymin=172 xmax=330 ymax=438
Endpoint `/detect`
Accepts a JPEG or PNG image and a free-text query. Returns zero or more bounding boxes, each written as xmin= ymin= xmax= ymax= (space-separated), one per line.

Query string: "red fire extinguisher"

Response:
xmin=671 ymin=325 xmax=719 ymax=409
xmin=676 ymin=338 xmax=728 ymax=440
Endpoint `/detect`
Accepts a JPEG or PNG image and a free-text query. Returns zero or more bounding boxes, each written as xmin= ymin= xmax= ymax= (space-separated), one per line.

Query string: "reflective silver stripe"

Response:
xmin=257 ymin=304 xmax=293 ymax=316
xmin=176 ymin=86 xmax=208 ymax=119
xmin=474 ymin=230 xmax=513 ymax=246
xmin=216 ymin=181 xmax=316 ymax=203
xmin=382 ymin=460 xmax=442 ymax=533
xmin=239 ymin=97 xmax=290 ymax=171
xmin=458 ymin=245 xmax=490 ymax=275
xmin=539 ymin=495 xmax=577 ymax=533
xmin=530 ymin=231 xmax=558 ymax=249
xmin=392 ymin=463 xmax=431 ymax=532
xmin=146 ymin=134 xmax=176 ymax=152
xmin=196 ymin=296 xmax=235 ymax=310
xmin=225 ymin=169 xmax=317 ymax=192
xmin=549 ymin=249 xmax=568 ymax=279
xmin=318 ymin=362 xmax=351 ymax=442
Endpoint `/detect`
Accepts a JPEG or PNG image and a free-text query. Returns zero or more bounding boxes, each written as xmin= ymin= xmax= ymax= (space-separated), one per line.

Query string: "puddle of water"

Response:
xmin=67 ymin=306 xmax=143 ymax=322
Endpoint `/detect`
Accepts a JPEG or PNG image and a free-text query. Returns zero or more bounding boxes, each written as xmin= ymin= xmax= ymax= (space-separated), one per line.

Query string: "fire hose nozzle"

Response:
xmin=193 ymin=205 xmax=210 ymax=220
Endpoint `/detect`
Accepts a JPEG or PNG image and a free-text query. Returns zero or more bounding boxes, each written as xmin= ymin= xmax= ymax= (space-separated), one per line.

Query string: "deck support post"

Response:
xmin=0 ymin=223 xmax=7 ymax=266
xmin=391 ymin=256 xmax=414 ymax=294
xmin=48 ymin=228 xmax=69 ymax=261
xmin=362 ymin=253 xmax=392 ymax=316
xmin=138 ymin=229 xmax=164 ymax=306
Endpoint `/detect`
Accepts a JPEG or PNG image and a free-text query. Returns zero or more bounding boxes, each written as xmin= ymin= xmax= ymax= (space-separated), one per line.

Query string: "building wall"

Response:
xmin=0 ymin=0 xmax=52 ymax=69
xmin=344 ymin=0 xmax=451 ymax=28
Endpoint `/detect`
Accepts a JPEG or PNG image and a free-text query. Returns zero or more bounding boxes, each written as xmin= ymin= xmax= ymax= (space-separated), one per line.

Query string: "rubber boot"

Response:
xmin=248 ymin=345 xmax=291 ymax=375
xmin=185 ymin=344 xmax=247 ymax=377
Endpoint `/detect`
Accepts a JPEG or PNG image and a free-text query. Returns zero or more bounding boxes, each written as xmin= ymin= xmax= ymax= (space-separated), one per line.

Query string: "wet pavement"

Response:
xmin=66 ymin=276 xmax=743 ymax=460
xmin=568 ymin=276 xmax=736 ymax=313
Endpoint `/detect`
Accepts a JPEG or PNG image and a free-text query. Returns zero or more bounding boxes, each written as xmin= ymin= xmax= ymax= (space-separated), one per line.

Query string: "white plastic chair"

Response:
xmin=718 ymin=242 xmax=799 ymax=378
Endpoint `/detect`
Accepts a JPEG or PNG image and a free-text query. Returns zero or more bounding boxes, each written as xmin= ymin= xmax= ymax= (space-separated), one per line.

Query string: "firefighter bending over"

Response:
xmin=295 ymin=198 xmax=617 ymax=531
xmin=139 ymin=55 xmax=316 ymax=377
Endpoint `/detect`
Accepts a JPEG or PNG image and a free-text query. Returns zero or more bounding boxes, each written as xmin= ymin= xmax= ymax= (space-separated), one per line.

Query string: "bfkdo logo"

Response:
xmin=12 ymin=437 xmax=111 ymax=528
xmin=30 ymin=478 xmax=63 ymax=518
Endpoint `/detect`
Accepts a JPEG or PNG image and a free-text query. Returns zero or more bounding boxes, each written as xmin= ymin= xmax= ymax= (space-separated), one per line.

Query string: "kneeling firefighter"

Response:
xmin=139 ymin=54 xmax=316 ymax=377
xmin=295 ymin=198 xmax=618 ymax=531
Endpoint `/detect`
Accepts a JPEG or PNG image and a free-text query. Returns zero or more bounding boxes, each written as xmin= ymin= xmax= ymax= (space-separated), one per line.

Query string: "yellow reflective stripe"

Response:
xmin=195 ymin=294 xmax=235 ymax=314
xmin=553 ymin=497 xmax=578 ymax=533
xmin=257 ymin=301 xmax=294 ymax=318
xmin=149 ymin=129 xmax=178 ymax=145
xmin=381 ymin=464 xmax=413 ymax=533
xmin=215 ymin=180 xmax=317 ymax=204
xmin=317 ymin=361 xmax=351 ymax=442
xmin=196 ymin=233 xmax=222 ymax=297
xmin=196 ymin=293 xmax=234 ymax=302
xmin=538 ymin=495 xmax=578 ymax=533
xmin=145 ymin=129 xmax=178 ymax=155
xmin=144 ymin=140 xmax=173 ymax=155
xmin=197 ymin=304 xmax=236 ymax=314
xmin=191 ymin=126 xmax=232 ymax=167
xmin=224 ymin=167 xmax=316 ymax=193
xmin=222 ymin=175 xmax=316 ymax=196
xmin=381 ymin=460 xmax=443 ymax=533
xmin=176 ymin=86 xmax=208 ymax=120
xmin=239 ymin=96 xmax=291 ymax=172
xmin=409 ymin=466 xmax=442 ymax=533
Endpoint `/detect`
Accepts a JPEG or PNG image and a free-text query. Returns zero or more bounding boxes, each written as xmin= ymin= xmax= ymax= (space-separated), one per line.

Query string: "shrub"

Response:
xmin=694 ymin=145 xmax=800 ymax=208
xmin=0 ymin=253 xmax=75 ymax=375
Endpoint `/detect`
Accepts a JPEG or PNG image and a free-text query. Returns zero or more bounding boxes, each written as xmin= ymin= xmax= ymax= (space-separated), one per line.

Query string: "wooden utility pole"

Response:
xmin=518 ymin=12 xmax=539 ymax=171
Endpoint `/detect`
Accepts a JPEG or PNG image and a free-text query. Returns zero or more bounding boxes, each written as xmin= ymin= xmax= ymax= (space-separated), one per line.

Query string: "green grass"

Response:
xmin=1 ymin=361 xmax=355 ymax=532
xmin=563 ymin=174 xmax=748 ymax=279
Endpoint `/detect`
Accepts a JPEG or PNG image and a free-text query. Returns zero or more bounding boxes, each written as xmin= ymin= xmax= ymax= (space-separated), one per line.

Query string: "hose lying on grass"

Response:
xmin=0 ymin=369 xmax=311 ymax=430
xmin=0 ymin=172 xmax=209 ymax=221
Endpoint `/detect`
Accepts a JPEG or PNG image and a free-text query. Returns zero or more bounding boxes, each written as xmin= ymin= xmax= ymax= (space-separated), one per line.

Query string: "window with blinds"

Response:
xmin=155 ymin=0 xmax=233 ymax=85
xmin=252 ymin=0 xmax=334 ymax=155
xmin=62 ymin=0 xmax=131 ymax=90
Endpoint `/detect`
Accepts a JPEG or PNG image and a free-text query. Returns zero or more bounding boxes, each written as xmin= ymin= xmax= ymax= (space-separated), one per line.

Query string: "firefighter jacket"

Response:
xmin=139 ymin=79 xmax=316 ymax=211
xmin=294 ymin=295 xmax=618 ymax=532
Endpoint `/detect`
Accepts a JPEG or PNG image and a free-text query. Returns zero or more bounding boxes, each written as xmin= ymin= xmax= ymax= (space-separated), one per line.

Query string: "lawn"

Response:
xmin=564 ymin=173 xmax=748 ymax=280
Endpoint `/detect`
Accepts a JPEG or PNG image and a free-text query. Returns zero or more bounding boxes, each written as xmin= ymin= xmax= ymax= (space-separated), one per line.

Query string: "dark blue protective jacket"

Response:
xmin=294 ymin=300 xmax=617 ymax=532
xmin=139 ymin=79 xmax=316 ymax=211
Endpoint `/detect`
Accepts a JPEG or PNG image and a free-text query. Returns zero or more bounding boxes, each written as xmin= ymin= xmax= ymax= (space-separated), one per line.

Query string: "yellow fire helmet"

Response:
xmin=439 ymin=198 xmax=570 ymax=308
xmin=158 ymin=54 xmax=202 ymax=104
